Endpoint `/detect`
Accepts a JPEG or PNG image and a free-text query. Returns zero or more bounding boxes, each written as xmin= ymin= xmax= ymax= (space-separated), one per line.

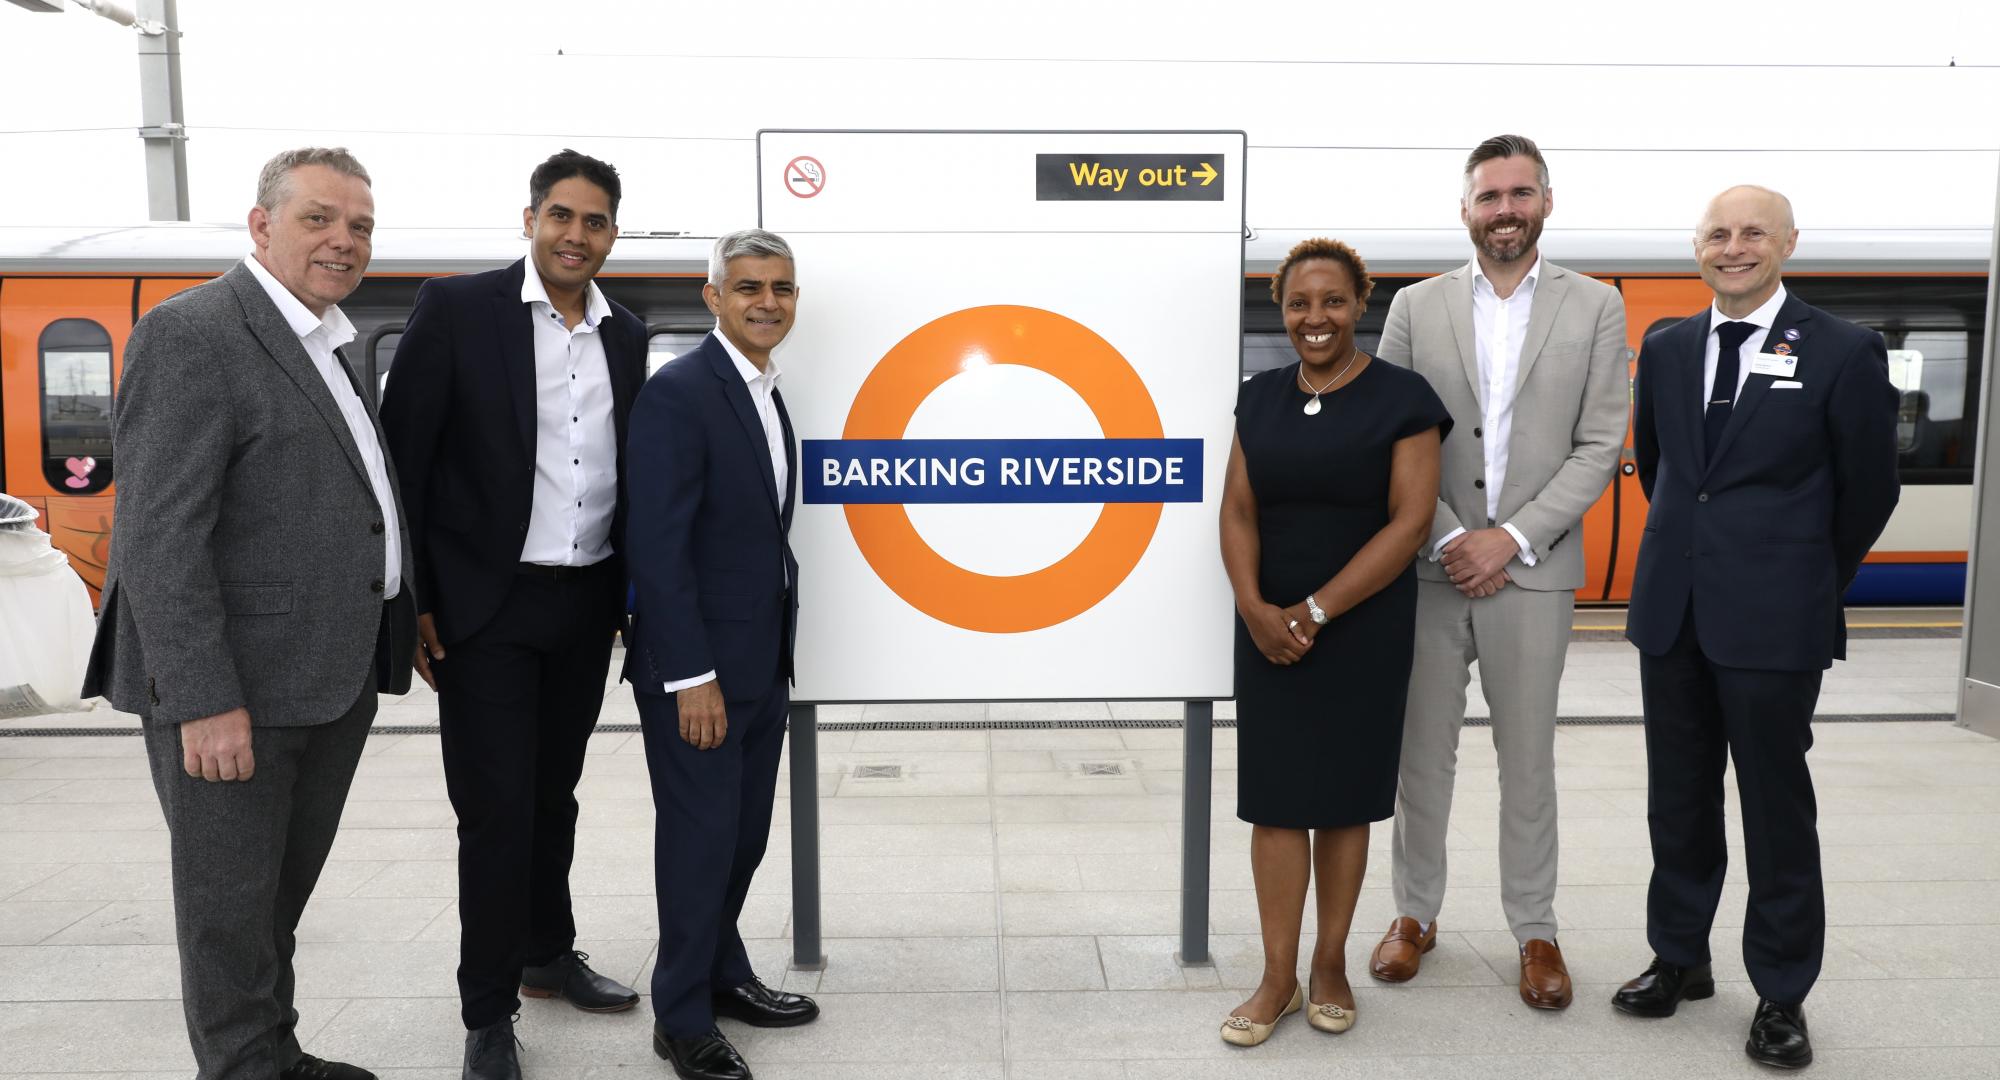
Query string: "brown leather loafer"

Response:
xmin=1518 ymin=938 xmax=1572 ymax=1009
xmin=1369 ymin=917 xmax=1436 ymax=982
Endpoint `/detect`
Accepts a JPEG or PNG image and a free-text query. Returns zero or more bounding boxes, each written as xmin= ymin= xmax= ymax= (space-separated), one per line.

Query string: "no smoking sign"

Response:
xmin=784 ymin=156 xmax=825 ymax=198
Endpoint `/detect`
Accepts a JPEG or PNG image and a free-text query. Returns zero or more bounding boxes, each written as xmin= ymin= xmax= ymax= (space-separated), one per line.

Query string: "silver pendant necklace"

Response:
xmin=1299 ymin=349 xmax=1359 ymax=416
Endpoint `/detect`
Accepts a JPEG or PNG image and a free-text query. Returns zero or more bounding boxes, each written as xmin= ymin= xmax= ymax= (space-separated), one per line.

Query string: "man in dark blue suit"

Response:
xmin=381 ymin=151 xmax=646 ymax=1080
xmin=625 ymin=230 xmax=817 ymax=1080
xmin=1616 ymin=186 xmax=1900 ymax=1069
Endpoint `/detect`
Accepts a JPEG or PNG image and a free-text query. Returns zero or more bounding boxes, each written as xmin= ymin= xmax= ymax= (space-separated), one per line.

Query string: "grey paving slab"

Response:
xmin=817 ymin=891 xmax=997 ymax=937
xmin=0 ymin=944 xmax=185 ymax=999
xmin=0 ymin=901 xmax=102 ymax=945
xmin=1002 ymin=934 xmax=1106 ymax=991
xmin=0 ymin=864 xmax=65 ymax=902
xmin=0 ymin=779 xmax=70 ymax=804
xmin=728 ymin=991 xmax=1001 ymax=1063
xmin=814 ymin=935 xmax=999 ymax=993
xmin=0 ymin=997 xmax=340 ymax=1073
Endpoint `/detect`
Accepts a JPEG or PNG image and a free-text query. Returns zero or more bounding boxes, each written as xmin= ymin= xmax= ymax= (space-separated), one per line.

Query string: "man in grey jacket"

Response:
xmin=82 ymin=147 xmax=417 ymax=1080
xmin=1371 ymin=135 xmax=1628 ymax=1011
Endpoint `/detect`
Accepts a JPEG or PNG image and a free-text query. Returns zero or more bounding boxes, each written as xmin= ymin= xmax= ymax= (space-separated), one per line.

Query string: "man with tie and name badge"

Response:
xmin=1617 ymin=185 xmax=1900 ymax=1069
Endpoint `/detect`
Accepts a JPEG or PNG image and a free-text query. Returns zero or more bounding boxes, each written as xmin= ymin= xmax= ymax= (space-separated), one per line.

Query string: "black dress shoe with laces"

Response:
xmin=280 ymin=1054 xmax=376 ymax=1080
xmin=653 ymin=1024 xmax=751 ymax=1080
xmin=1746 ymin=998 xmax=1812 ymax=1069
xmin=520 ymin=949 xmax=640 ymax=1012
xmin=712 ymin=976 xmax=819 ymax=1028
xmin=1611 ymin=956 xmax=1716 ymax=1018
xmin=463 ymin=1018 xmax=522 ymax=1080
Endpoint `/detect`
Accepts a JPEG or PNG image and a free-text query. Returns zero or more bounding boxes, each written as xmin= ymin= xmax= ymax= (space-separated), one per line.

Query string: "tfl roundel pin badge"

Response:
xmin=1783 ymin=328 xmax=1801 ymax=341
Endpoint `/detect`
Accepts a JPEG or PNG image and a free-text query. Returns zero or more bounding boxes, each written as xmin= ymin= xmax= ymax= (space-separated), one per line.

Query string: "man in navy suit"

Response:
xmin=1616 ymin=185 xmax=1899 ymax=1069
xmin=626 ymin=230 xmax=817 ymax=1080
xmin=380 ymin=150 xmax=646 ymax=1080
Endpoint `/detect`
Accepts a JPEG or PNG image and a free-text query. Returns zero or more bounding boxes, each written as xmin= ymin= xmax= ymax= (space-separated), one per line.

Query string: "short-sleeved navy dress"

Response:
xmin=1233 ymin=358 xmax=1452 ymax=828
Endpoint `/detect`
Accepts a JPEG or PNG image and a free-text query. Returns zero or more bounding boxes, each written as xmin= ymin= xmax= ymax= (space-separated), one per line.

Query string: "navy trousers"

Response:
xmin=638 ymin=680 xmax=788 ymax=1037
xmin=1638 ymin=604 xmax=1826 ymax=1007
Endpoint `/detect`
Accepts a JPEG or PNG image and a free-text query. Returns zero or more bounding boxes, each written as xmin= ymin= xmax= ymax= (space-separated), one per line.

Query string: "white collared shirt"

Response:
xmin=243 ymin=254 xmax=401 ymax=598
xmin=519 ymin=263 xmax=619 ymax=567
xmin=712 ymin=327 xmax=789 ymax=509
xmin=661 ymin=329 xmax=790 ymax=695
xmin=1704 ymin=284 xmax=1789 ymax=406
xmin=1431 ymin=257 xmax=1540 ymax=567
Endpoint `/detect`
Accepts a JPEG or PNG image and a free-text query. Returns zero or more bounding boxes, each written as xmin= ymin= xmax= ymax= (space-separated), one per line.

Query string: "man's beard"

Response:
xmin=1475 ymin=214 xmax=1543 ymax=264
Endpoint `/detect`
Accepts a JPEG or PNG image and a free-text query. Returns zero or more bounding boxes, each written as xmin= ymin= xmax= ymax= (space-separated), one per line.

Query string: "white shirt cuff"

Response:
xmin=1500 ymin=522 xmax=1538 ymax=567
xmin=1430 ymin=526 xmax=1467 ymax=562
xmin=662 ymin=670 xmax=718 ymax=693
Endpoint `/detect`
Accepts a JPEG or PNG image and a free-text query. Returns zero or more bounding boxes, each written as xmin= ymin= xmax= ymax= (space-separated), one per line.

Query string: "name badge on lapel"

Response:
xmin=1749 ymin=352 xmax=1797 ymax=377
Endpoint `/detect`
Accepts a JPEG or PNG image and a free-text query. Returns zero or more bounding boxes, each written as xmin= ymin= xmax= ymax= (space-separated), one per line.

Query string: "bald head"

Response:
xmin=1694 ymin=185 xmax=1799 ymax=317
xmin=1698 ymin=185 xmax=1795 ymax=237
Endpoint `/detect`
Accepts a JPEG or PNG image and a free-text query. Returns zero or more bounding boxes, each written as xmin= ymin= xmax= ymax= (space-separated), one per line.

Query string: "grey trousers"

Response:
xmin=1391 ymin=579 xmax=1572 ymax=943
xmin=143 ymin=675 xmax=376 ymax=1080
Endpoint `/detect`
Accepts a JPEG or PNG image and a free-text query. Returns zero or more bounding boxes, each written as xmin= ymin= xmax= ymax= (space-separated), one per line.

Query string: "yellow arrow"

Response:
xmin=1193 ymin=161 xmax=1217 ymax=186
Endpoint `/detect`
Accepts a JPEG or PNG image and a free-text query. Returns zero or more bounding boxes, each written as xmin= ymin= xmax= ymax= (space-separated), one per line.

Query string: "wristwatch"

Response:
xmin=1304 ymin=594 xmax=1328 ymax=625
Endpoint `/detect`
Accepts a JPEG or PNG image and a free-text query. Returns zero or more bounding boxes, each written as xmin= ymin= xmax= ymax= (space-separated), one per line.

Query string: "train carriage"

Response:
xmin=0 ymin=223 xmax=1985 ymax=606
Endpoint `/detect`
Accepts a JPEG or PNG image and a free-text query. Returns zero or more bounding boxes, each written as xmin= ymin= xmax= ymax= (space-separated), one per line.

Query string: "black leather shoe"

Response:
xmin=1611 ymin=956 xmax=1716 ymax=1018
xmin=653 ymin=1024 xmax=751 ymax=1080
xmin=1746 ymin=998 xmax=1812 ymax=1069
xmin=462 ymin=1018 xmax=522 ymax=1080
xmin=521 ymin=949 xmax=640 ymax=1012
xmin=280 ymin=1054 xmax=376 ymax=1080
xmin=712 ymin=976 xmax=820 ymax=1028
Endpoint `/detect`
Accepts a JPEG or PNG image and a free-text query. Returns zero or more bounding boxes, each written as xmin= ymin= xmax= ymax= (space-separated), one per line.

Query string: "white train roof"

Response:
xmin=0 ymin=224 xmax=1990 ymax=277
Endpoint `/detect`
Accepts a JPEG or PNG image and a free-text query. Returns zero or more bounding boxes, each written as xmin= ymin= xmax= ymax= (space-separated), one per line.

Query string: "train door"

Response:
xmin=1593 ymin=278 xmax=1712 ymax=604
xmin=0 ymin=278 xmax=136 ymax=599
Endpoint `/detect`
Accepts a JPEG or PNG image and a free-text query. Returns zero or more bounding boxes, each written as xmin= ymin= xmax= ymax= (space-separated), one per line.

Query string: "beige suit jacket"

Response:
xmin=1377 ymin=259 xmax=1629 ymax=592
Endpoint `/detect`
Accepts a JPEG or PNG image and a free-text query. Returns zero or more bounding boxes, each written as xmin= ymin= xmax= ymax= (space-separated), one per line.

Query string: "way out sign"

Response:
xmin=1035 ymin=153 xmax=1224 ymax=201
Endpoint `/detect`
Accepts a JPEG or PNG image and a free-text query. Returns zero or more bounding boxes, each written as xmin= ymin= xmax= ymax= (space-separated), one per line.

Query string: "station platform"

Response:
xmin=2 ymin=615 xmax=1994 ymax=1079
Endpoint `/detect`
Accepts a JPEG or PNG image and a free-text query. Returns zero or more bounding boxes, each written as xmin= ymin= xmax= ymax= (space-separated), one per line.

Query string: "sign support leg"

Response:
xmin=1177 ymin=699 xmax=1214 ymax=966
xmin=788 ymin=703 xmax=826 ymax=970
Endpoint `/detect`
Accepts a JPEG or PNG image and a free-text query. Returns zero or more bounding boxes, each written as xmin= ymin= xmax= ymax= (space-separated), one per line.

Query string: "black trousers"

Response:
xmin=436 ymin=565 xmax=620 ymax=1029
xmin=637 ymin=679 xmax=788 ymax=1038
xmin=144 ymin=660 xmax=377 ymax=1080
xmin=1638 ymin=603 xmax=1826 ymax=1008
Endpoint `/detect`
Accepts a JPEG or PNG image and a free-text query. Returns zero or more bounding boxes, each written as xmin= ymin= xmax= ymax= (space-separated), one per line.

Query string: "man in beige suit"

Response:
xmin=1371 ymin=135 xmax=1628 ymax=1010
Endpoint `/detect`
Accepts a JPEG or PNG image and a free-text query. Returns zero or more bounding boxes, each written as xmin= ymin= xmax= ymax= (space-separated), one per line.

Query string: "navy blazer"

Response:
xmin=623 ymin=332 xmax=798 ymax=702
xmin=379 ymin=259 xmax=647 ymax=644
xmin=1625 ymin=292 xmax=1900 ymax=671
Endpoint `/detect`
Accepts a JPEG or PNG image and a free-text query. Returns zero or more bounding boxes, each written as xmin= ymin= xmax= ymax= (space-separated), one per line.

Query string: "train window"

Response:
xmin=38 ymin=318 xmax=114 ymax=495
xmin=647 ymin=330 xmax=707 ymax=379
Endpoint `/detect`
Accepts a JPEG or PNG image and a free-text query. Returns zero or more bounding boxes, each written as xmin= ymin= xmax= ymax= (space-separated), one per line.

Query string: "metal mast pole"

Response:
xmin=133 ymin=0 xmax=188 ymax=220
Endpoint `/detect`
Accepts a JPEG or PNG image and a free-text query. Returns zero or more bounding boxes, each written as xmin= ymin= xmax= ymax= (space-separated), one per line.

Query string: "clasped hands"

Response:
xmin=1243 ymin=597 xmax=1322 ymax=666
xmin=1440 ymin=527 xmax=1518 ymax=598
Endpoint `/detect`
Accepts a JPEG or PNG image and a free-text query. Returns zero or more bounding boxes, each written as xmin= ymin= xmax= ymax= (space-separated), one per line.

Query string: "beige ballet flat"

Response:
xmin=1307 ymin=997 xmax=1356 ymax=1033
xmin=1220 ymin=984 xmax=1304 ymax=1047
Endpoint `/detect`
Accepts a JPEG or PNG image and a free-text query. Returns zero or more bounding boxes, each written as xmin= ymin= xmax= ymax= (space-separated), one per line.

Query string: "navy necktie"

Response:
xmin=1705 ymin=321 xmax=1756 ymax=459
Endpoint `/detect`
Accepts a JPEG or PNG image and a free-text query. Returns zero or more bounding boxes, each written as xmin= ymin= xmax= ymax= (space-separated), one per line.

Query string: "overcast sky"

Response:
xmin=3 ymin=0 xmax=1997 ymax=233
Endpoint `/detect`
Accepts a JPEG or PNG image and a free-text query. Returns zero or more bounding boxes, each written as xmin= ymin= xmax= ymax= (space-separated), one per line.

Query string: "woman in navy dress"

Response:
xmin=1217 ymin=239 xmax=1450 ymax=1044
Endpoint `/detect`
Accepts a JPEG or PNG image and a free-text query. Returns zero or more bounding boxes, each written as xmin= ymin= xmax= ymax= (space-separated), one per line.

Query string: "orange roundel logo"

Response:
xmin=829 ymin=305 xmax=1182 ymax=634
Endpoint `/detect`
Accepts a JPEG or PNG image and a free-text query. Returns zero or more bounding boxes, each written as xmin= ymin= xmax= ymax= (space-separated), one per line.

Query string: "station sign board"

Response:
xmin=758 ymin=130 xmax=1243 ymax=702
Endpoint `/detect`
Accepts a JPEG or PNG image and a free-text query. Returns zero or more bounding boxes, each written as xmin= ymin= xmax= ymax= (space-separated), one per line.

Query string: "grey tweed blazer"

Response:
xmin=83 ymin=262 xmax=417 ymax=726
xmin=1377 ymin=260 xmax=1630 ymax=593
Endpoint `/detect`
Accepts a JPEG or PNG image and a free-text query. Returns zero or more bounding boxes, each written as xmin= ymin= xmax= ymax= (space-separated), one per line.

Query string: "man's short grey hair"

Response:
xmin=1462 ymin=134 xmax=1550 ymax=199
xmin=255 ymin=147 xmax=372 ymax=212
xmin=708 ymin=229 xmax=795 ymax=287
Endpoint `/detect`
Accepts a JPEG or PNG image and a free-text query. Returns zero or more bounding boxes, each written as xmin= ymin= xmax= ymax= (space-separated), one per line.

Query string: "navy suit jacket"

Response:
xmin=379 ymin=259 xmax=646 ymax=644
xmin=1625 ymin=291 xmax=1899 ymax=671
xmin=623 ymin=332 xmax=798 ymax=702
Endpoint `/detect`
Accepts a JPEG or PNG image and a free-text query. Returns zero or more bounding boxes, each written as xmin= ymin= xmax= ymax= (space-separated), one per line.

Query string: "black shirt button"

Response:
xmin=1474 ymin=478 xmax=1485 ymax=489
xmin=1474 ymin=427 xmax=1483 ymax=438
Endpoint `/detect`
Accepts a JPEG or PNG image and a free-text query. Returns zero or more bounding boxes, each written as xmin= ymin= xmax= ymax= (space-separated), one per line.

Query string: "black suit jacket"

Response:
xmin=623 ymin=332 xmax=798 ymax=702
xmin=379 ymin=259 xmax=646 ymax=645
xmin=1626 ymin=291 xmax=1900 ymax=671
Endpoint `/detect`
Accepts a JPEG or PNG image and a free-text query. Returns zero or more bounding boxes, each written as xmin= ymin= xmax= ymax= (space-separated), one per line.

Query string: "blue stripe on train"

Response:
xmin=1844 ymin=562 xmax=1966 ymax=606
